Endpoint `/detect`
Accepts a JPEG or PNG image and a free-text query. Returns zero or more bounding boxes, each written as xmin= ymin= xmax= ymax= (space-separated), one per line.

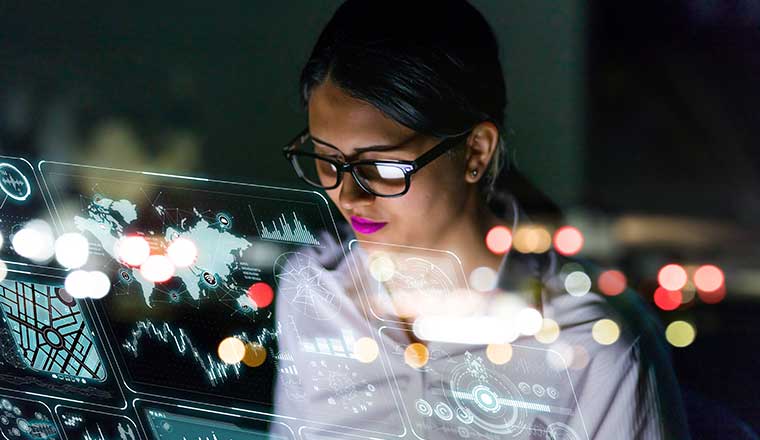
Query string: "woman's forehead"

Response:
xmin=307 ymin=80 xmax=421 ymax=153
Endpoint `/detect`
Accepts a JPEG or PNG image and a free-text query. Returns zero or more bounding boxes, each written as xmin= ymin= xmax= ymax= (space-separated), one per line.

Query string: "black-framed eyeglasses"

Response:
xmin=282 ymin=128 xmax=471 ymax=197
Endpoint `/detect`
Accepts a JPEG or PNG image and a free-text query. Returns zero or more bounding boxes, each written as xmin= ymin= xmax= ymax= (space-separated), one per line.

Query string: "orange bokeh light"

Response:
xmin=658 ymin=264 xmax=688 ymax=291
xmin=694 ymin=264 xmax=724 ymax=293
xmin=654 ymin=287 xmax=682 ymax=311
xmin=553 ymin=226 xmax=584 ymax=256
xmin=597 ymin=270 xmax=627 ymax=296
xmin=485 ymin=226 xmax=512 ymax=255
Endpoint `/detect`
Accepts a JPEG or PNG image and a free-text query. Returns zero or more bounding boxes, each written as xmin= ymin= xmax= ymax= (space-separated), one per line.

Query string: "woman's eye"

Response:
xmin=376 ymin=164 xmax=409 ymax=179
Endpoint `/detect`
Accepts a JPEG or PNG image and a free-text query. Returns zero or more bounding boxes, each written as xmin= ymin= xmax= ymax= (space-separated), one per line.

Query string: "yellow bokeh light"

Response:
xmin=486 ymin=343 xmax=513 ymax=365
xmin=404 ymin=342 xmax=429 ymax=369
xmin=513 ymin=225 xmax=552 ymax=254
xmin=217 ymin=337 xmax=246 ymax=365
xmin=535 ymin=318 xmax=561 ymax=344
xmin=353 ymin=337 xmax=380 ymax=363
xmin=666 ymin=321 xmax=696 ymax=348
xmin=369 ymin=253 xmax=395 ymax=282
xmin=591 ymin=319 xmax=620 ymax=345
xmin=242 ymin=342 xmax=267 ymax=367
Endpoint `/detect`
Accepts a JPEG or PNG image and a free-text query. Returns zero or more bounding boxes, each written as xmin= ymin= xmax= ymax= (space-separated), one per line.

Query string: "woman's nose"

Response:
xmin=339 ymin=174 xmax=375 ymax=211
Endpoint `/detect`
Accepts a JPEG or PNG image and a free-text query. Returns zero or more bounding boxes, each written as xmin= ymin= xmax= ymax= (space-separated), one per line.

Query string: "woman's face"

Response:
xmin=307 ymin=79 xmax=474 ymax=249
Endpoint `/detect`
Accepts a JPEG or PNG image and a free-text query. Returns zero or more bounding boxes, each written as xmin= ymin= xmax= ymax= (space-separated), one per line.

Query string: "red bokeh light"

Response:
xmin=553 ymin=226 xmax=584 ymax=256
xmin=698 ymin=285 xmax=726 ymax=304
xmin=694 ymin=264 xmax=724 ymax=293
xmin=598 ymin=270 xmax=627 ymax=296
xmin=247 ymin=282 xmax=274 ymax=309
xmin=657 ymin=264 xmax=688 ymax=291
xmin=485 ymin=226 xmax=512 ymax=255
xmin=654 ymin=287 xmax=682 ymax=311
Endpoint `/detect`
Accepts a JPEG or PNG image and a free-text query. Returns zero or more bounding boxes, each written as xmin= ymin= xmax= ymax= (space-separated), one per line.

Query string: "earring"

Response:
xmin=470 ymin=169 xmax=479 ymax=177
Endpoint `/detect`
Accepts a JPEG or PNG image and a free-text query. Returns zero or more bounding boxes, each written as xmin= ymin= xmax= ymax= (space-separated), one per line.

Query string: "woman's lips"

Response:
xmin=350 ymin=215 xmax=388 ymax=234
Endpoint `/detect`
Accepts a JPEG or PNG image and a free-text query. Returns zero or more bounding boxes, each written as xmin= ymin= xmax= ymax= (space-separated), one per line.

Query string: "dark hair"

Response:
xmin=300 ymin=0 xmax=564 ymax=220
xmin=300 ymin=0 xmax=508 ymax=193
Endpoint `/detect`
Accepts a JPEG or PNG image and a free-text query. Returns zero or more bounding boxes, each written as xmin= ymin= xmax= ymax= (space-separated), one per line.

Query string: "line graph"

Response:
xmin=122 ymin=320 xmax=242 ymax=387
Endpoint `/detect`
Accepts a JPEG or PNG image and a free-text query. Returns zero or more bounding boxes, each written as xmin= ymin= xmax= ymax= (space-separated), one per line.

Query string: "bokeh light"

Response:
xmin=247 ymin=282 xmax=274 ymax=308
xmin=553 ymin=226 xmax=584 ymax=256
xmin=535 ymin=318 xmax=561 ymax=344
xmin=217 ymin=337 xmax=246 ymax=365
xmin=368 ymin=252 xmax=395 ymax=282
xmin=485 ymin=226 xmax=512 ymax=255
xmin=486 ymin=343 xmax=513 ymax=365
xmin=12 ymin=220 xmax=55 ymax=262
xmin=658 ymin=264 xmax=687 ymax=291
xmin=242 ymin=342 xmax=267 ymax=367
xmin=469 ymin=266 xmax=497 ymax=292
xmin=353 ymin=337 xmax=380 ymax=363
xmin=139 ymin=255 xmax=175 ymax=283
xmin=564 ymin=271 xmax=592 ymax=297
xmin=547 ymin=342 xmax=574 ymax=371
xmin=117 ymin=236 xmax=151 ymax=267
xmin=54 ymin=232 xmax=90 ymax=269
xmin=694 ymin=264 xmax=724 ymax=292
xmin=89 ymin=271 xmax=112 ymax=299
xmin=597 ymin=270 xmax=627 ymax=296
xmin=698 ymin=285 xmax=726 ymax=304
xmin=665 ymin=321 xmax=696 ymax=348
xmin=404 ymin=342 xmax=429 ymax=369
xmin=517 ymin=307 xmax=543 ymax=335
xmin=592 ymin=319 xmax=620 ymax=345
xmin=513 ymin=225 xmax=552 ymax=254
xmin=167 ymin=238 xmax=198 ymax=268
xmin=654 ymin=287 xmax=683 ymax=311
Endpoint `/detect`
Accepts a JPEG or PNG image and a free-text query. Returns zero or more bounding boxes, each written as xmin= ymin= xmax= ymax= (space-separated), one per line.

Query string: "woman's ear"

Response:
xmin=464 ymin=121 xmax=499 ymax=183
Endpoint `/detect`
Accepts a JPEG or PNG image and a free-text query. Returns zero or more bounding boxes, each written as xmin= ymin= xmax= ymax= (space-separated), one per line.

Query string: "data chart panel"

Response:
xmin=0 ymin=395 xmax=60 ymax=440
xmin=56 ymin=406 xmax=141 ymax=440
xmin=379 ymin=328 xmax=589 ymax=440
xmin=137 ymin=401 xmax=292 ymax=440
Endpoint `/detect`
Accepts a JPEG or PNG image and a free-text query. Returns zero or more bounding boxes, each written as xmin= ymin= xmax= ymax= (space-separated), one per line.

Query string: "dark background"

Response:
xmin=2 ymin=0 xmax=759 ymax=433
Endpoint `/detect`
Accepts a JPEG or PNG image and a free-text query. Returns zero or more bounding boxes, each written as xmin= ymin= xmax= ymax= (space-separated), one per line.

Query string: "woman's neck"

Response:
xmin=433 ymin=192 xmax=505 ymax=279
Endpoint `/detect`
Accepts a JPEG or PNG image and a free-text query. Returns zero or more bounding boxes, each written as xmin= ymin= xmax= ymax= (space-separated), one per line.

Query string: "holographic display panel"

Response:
xmin=380 ymin=328 xmax=589 ymax=440
xmin=56 ymin=406 xmax=140 ymax=440
xmin=137 ymin=401 xmax=291 ymax=440
xmin=0 ymin=280 xmax=106 ymax=382
xmin=0 ymin=395 xmax=60 ymax=440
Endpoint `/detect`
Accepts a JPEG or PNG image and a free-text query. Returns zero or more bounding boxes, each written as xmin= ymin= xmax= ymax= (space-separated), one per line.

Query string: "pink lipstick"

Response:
xmin=350 ymin=216 xmax=388 ymax=234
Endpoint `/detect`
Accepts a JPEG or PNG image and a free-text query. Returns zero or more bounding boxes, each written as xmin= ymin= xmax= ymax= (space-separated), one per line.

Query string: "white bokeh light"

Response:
xmin=564 ymin=271 xmax=592 ymax=297
xmin=167 ymin=238 xmax=198 ymax=268
xmin=469 ymin=266 xmax=497 ymax=292
xmin=12 ymin=220 xmax=55 ymax=262
xmin=64 ymin=270 xmax=91 ymax=299
xmin=517 ymin=307 xmax=543 ymax=335
xmin=89 ymin=271 xmax=112 ymax=299
xmin=140 ymin=255 xmax=175 ymax=282
xmin=116 ymin=236 xmax=151 ymax=267
xmin=55 ymin=232 xmax=90 ymax=269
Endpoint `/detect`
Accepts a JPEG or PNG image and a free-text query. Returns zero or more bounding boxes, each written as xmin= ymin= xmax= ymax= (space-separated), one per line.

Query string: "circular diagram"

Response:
xmin=0 ymin=163 xmax=31 ymax=202
xmin=384 ymin=257 xmax=455 ymax=300
xmin=274 ymin=252 xmax=340 ymax=321
xmin=545 ymin=422 xmax=580 ymax=440
xmin=446 ymin=352 xmax=527 ymax=437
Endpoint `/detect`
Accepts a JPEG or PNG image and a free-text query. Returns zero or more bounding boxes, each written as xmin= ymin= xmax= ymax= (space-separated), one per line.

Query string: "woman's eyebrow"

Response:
xmin=311 ymin=135 xmax=407 ymax=154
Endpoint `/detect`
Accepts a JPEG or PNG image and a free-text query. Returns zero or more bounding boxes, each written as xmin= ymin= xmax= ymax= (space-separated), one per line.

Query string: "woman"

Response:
xmin=273 ymin=1 xmax=690 ymax=439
